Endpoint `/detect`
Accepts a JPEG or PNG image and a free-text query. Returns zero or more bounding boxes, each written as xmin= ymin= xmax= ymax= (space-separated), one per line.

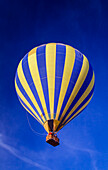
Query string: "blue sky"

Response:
xmin=0 ymin=0 xmax=108 ymax=169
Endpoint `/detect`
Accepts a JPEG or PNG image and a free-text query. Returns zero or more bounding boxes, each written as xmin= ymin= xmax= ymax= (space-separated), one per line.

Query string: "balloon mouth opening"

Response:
xmin=43 ymin=119 xmax=60 ymax=133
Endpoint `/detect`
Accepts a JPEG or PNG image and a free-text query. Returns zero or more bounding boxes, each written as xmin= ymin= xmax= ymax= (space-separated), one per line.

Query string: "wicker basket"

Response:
xmin=46 ymin=134 xmax=59 ymax=146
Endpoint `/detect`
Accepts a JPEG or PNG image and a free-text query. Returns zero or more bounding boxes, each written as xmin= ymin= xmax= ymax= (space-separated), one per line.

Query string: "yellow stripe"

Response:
xmin=15 ymin=80 xmax=43 ymax=124
xmin=55 ymin=45 xmax=75 ymax=120
xmin=46 ymin=43 xmax=56 ymax=119
xmin=28 ymin=48 xmax=49 ymax=120
xmin=64 ymin=94 xmax=93 ymax=126
xmin=17 ymin=60 xmax=45 ymax=122
xmin=19 ymin=99 xmax=43 ymax=125
xmin=57 ymin=94 xmax=93 ymax=131
xmin=58 ymin=55 xmax=89 ymax=121
xmin=62 ymin=72 xmax=95 ymax=124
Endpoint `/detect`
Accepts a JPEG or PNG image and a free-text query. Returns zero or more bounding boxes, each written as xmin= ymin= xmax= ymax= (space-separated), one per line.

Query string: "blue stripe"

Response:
xmin=18 ymin=95 xmax=41 ymax=122
xmin=15 ymin=73 xmax=43 ymax=122
xmin=22 ymin=53 xmax=46 ymax=120
xmin=58 ymin=50 xmax=83 ymax=120
xmin=56 ymin=61 xmax=93 ymax=128
xmin=63 ymin=85 xmax=95 ymax=125
xmin=36 ymin=45 xmax=50 ymax=117
xmin=56 ymin=85 xmax=95 ymax=131
xmin=54 ymin=44 xmax=66 ymax=117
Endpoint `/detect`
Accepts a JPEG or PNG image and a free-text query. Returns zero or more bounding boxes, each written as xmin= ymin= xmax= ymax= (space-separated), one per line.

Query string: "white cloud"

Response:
xmin=0 ymin=134 xmax=50 ymax=170
xmin=63 ymin=139 xmax=99 ymax=170
xmin=0 ymin=132 xmax=102 ymax=170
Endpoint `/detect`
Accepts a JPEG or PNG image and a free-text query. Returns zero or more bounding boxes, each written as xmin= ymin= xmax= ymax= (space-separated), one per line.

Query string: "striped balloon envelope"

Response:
xmin=15 ymin=43 xmax=95 ymax=135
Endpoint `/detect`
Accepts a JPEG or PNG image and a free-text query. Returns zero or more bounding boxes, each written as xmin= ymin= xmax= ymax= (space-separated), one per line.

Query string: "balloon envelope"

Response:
xmin=15 ymin=43 xmax=95 ymax=133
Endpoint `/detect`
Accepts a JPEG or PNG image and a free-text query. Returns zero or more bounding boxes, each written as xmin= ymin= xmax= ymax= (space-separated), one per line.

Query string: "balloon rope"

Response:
xmin=26 ymin=113 xmax=46 ymax=136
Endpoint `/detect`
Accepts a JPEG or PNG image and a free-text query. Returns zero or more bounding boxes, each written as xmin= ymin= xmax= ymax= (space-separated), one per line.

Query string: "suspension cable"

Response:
xmin=26 ymin=112 xmax=46 ymax=136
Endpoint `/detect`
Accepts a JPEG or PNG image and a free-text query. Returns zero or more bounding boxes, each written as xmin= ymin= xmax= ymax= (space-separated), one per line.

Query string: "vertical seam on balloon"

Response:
xmin=17 ymin=60 xmax=45 ymax=122
xmin=36 ymin=45 xmax=50 ymax=120
xmin=63 ymin=84 xmax=94 ymax=124
xmin=57 ymin=67 xmax=94 ymax=130
xmin=15 ymin=80 xmax=43 ymax=124
xmin=64 ymin=93 xmax=94 ymax=125
xmin=55 ymin=45 xmax=75 ymax=120
xmin=46 ymin=43 xmax=56 ymax=119
xmin=56 ymin=94 xmax=93 ymax=132
xmin=22 ymin=52 xmax=46 ymax=122
xmin=15 ymin=72 xmax=43 ymax=122
xmin=61 ymin=72 xmax=95 ymax=124
xmin=63 ymin=85 xmax=95 ymax=125
xmin=57 ymin=52 xmax=83 ymax=121
xmin=54 ymin=44 xmax=66 ymax=117
xmin=61 ymin=60 xmax=93 ymax=123
xmin=28 ymin=47 xmax=48 ymax=121
xmin=58 ymin=55 xmax=89 ymax=122
xmin=18 ymin=95 xmax=43 ymax=125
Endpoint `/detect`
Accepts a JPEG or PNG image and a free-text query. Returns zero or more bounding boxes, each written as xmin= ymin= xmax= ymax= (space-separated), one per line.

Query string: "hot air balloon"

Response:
xmin=15 ymin=43 xmax=95 ymax=146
